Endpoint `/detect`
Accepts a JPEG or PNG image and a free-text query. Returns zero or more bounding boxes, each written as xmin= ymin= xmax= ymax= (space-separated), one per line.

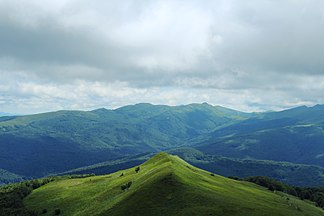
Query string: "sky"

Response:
xmin=1 ymin=0 xmax=324 ymax=114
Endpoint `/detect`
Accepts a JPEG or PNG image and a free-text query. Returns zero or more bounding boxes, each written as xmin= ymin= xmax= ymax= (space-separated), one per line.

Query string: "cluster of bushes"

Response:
xmin=67 ymin=173 xmax=95 ymax=179
xmin=121 ymin=181 xmax=132 ymax=191
xmin=0 ymin=177 xmax=55 ymax=216
xmin=242 ymin=176 xmax=324 ymax=209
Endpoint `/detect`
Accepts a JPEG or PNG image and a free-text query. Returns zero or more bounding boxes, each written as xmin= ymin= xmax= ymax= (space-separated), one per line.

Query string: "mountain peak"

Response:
xmin=144 ymin=152 xmax=183 ymax=166
xmin=25 ymin=153 xmax=324 ymax=216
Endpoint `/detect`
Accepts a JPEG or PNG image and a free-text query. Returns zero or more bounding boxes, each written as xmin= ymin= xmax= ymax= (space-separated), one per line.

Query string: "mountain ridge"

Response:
xmin=0 ymin=103 xmax=248 ymax=178
xmin=0 ymin=103 xmax=323 ymax=183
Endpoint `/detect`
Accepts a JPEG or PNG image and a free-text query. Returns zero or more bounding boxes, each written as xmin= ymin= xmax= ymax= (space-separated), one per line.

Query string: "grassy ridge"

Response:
xmin=61 ymin=148 xmax=324 ymax=187
xmin=24 ymin=153 xmax=323 ymax=216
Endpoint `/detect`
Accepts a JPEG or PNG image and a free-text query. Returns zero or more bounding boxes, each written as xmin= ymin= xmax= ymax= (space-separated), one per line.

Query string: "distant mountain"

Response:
xmin=0 ymin=103 xmax=248 ymax=178
xmin=23 ymin=153 xmax=324 ymax=216
xmin=0 ymin=168 xmax=25 ymax=185
xmin=1 ymin=103 xmax=324 ymax=182
xmin=196 ymin=105 xmax=324 ymax=166
xmin=0 ymin=112 xmax=12 ymax=117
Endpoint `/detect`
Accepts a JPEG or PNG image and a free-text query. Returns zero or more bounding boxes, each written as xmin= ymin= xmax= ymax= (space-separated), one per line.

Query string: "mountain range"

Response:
xmin=0 ymin=103 xmax=323 ymax=187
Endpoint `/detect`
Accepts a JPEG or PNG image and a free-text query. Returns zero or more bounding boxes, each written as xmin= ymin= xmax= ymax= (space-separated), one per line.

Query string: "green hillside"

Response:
xmin=60 ymin=148 xmax=324 ymax=187
xmin=1 ymin=103 xmax=324 ymax=183
xmin=24 ymin=153 xmax=323 ymax=216
xmin=0 ymin=103 xmax=247 ymax=178
xmin=197 ymin=105 xmax=324 ymax=167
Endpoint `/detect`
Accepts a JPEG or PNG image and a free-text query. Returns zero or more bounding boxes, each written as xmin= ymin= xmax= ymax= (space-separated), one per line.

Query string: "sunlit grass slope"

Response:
xmin=24 ymin=153 xmax=323 ymax=216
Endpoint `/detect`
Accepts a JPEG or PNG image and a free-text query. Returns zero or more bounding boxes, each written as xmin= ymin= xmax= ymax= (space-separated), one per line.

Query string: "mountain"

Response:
xmin=60 ymin=148 xmax=324 ymax=187
xmin=1 ymin=103 xmax=324 ymax=183
xmin=196 ymin=105 xmax=324 ymax=166
xmin=0 ymin=168 xmax=25 ymax=185
xmin=23 ymin=153 xmax=323 ymax=216
xmin=0 ymin=103 xmax=248 ymax=178
xmin=0 ymin=112 xmax=12 ymax=117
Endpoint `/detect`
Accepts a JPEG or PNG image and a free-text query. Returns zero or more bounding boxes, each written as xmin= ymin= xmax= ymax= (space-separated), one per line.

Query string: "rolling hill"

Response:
xmin=0 ymin=103 xmax=324 ymax=185
xmin=23 ymin=153 xmax=323 ymax=216
xmin=0 ymin=103 xmax=248 ymax=178
xmin=60 ymin=148 xmax=324 ymax=187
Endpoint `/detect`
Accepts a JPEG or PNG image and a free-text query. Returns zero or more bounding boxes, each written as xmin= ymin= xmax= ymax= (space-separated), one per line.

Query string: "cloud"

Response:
xmin=0 ymin=0 xmax=324 ymax=113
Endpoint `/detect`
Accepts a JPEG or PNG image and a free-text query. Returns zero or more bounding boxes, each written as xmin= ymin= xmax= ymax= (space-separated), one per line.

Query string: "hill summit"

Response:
xmin=24 ymin=153 xmax=323 ymax=216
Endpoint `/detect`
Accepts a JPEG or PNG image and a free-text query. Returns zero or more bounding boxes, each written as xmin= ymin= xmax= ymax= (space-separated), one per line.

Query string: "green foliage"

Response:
xmin=245 ymin=176 xmax=324 ymax=209
xmin=135 ymin=167 xmax=140 ymax=173
xmin=24 ymin=153 xmax=324 ymax=216
xmin=67 ymin=174 xmax=95 ymax=179
xmin=121 ymin=184 xmax=127 ymax=191
xmin=121 ymin=181 xmax=132 ymax=191
xmin=126 ymin=181 xmax=132 ymax=188
xmin=54 ymin=208 xmax=61 ymax=215
xmin=0 ymin=177 xmax=54 ymax=215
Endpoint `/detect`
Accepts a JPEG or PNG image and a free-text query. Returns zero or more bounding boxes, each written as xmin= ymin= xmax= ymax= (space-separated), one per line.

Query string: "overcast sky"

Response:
xmin=1 ymin=0 xmax=324 ymax=114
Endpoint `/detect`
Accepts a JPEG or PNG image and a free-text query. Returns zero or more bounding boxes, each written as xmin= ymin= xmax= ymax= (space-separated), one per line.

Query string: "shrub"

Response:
xmin=121 ymin=185 xmax=127 ymax=191
xmin=126 ymin=181 xmax=132 ymax=188
xmin=121 ymin=181 xmax=132 ymax=191
xmin=54 ymin=208 xmax=61 ymax=215
xmin=135 ymin=167 xmax=140 ymax=173
xmin=228 ymin=176 xmax=241 ymax=180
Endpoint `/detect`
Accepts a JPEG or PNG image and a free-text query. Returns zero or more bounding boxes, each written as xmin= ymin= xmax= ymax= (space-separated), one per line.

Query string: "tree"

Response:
xmin=126 ymin=181 xmax=132 ymax=189
xmin=135 ymin=167 xmax=140 ymax=173
xmin=268 ymin=185 xmax=275 ymax=191
xmin=121 ymin=185 xmax=127 ymax=191
xmin=54 ymin=208 xmax=61 ymax=215
xmin=121 ymin=181 xmax=132 ymax=191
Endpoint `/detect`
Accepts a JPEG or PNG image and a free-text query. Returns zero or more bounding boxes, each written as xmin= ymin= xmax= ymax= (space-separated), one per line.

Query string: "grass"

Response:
xmin=24 ymin=153 xmax=324 ymax=216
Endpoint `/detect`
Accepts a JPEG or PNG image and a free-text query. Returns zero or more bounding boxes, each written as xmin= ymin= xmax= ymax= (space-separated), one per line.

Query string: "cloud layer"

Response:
xmin=1 ymin=0 xmax=324 ymax=113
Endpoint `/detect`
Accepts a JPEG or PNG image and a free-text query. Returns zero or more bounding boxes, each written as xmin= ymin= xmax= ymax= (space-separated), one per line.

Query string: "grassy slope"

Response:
xmin=59 ymin=148 xmax=324 ymax=187
xmin=24 ymin=153 xmax=323 ymax=216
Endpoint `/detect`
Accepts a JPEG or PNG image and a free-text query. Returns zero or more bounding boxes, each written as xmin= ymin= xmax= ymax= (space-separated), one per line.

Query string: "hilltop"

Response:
xmin=23 ymin=153 xmax=323 ymax=216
